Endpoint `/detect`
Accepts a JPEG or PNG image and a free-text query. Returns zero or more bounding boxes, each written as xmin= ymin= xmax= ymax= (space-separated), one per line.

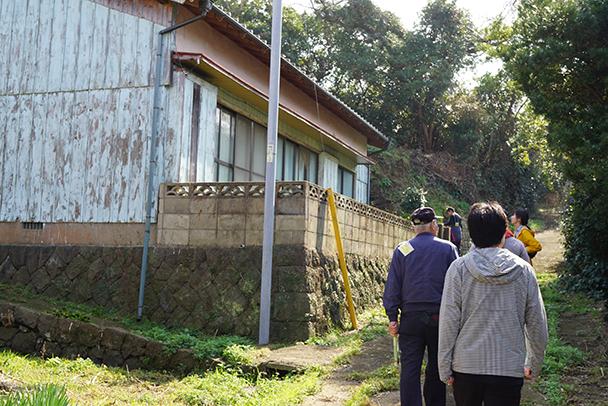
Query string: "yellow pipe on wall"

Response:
xmin=326 ymin=188 xmax=358 ymax=330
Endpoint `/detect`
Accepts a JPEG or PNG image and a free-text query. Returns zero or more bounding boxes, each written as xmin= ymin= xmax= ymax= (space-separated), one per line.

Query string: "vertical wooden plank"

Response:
xmin=105 ymin=9 xmax=123 ymax=88
xmin=52 ymin=92 xmax=75 ymax=222
xmin=135 ymin=17 xmax=154 ymax=87
xmin=68 ymin=91 xmax=89 ymax=222
xmin=33 ymin=0 xmax=54 ymax=93
xmin=178 ymin=78 xmax=193 ymax=182
xmin=152 ymin=23 xmax=171 ymax=86
xmin=0 ymin=96 xmax=10 ymax=218
xmin=197 ymin=82 xmax=218 ymax=182
xmin=119 ymin=14 xmax=138 ymax=87
xmin=163 ymin=72 xmax=184 ymax=183
xmin=15 ymin=96 xmax=34 ymax=220
xmin=111 ymin=88 xmax=132 ymax=221
xmin=20 ymin=0 xmax=41 ymax=94
xmin=89 ymin=3 xmax=109 ymax=90
xmin=74 ymin=0 xmax=95 ymax=90
xmin=40 ymin=94 xmax=62 ymax=221
xmin=61 ymin=0 xmax=81 ymax=91
xmin=83 ymin=89 xmax=104 ymax=221
xmin=28 ymin=94 xmax=46 ymax=220
xmin=5 ymin=0 xmax=27 ymax=94
xmin=96 ymin=90 xmax=117 ymax=222
xmin=128 ymin=87 xmax=149 ymax=221
xmin=0 ymin=0 xmax=16 ymax=94
xmin=0 ymin=96 xmax=20 ymax=219
xmin=47 ymin=0 xmax=67 ymax=93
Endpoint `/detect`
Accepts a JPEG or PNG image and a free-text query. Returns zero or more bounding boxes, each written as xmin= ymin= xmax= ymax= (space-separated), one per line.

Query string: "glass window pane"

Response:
xmin=218 ymin=164 xmax=233 ymax=182
xmin=297 ymin=148 xmax=307 ymax=181
xmin=235 ymin=116 xmax=251 ymax=170
xmin=341 ymin=168 xmax=354 ymax=197
xmin=284 ymin=140 xmax=296 ymax=181
xmin=309 ymin=152 xmax=318 ymax=183
xmin=219 ymin=110 xmax=234 ymax=163
xmin=252 ymin=124 xmax=266 ymax=176
xmin=234 ymin=167 xmax=249 ymax=181
xmin=251 ymin=174 xmax=265 ymax=182
xmin=277 ymin=137 xmax=284 ymax=180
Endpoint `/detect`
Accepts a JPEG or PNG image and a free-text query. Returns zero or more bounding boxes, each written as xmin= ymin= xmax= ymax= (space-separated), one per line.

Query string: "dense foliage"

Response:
xmin=502 ymin=0 xmax=608 ymax=298
xmin=215 ymin=0 xmax=558 ymax=214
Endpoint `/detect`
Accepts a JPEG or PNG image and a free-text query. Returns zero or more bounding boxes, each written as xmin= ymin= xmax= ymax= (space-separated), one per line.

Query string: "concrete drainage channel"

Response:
xmin=0 ymin=301 xmax=212 ymax=373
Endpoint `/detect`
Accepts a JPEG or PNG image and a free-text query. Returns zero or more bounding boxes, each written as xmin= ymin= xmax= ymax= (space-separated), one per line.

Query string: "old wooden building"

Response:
xmin=0 ymin=0 xmax=387 ymax=245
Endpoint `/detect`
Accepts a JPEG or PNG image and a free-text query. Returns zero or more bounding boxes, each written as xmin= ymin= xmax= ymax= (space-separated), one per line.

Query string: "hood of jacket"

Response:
xmin=464 ymin=247 xmax=524 ymax=285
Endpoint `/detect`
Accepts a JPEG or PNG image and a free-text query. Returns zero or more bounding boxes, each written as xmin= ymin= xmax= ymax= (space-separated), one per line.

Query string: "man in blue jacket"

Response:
xmin=383 ymin=207 xmax=459 ymax=406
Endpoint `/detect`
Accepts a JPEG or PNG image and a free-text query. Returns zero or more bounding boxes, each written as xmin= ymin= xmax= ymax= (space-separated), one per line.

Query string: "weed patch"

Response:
xmin=306 ymin=307 xmax=387 ymax=365
xmin=536 ymin=273 xmax=586 ymax=405
xmin=345 ymin=364 xmax=399 ymax=406
xmin=0 ymin=350 xmax=321 ymax=405
xmin=0 ymin=384 xmax=69 ymax=406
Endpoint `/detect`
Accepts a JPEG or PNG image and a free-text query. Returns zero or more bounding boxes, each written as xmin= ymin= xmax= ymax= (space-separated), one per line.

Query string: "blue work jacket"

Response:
xmin=383 ymin=232 xmax=459 ymax=322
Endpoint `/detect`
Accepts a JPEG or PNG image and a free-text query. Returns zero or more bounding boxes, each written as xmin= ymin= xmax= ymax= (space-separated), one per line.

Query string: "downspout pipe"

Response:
xmin=137 ymin=1 xmax=212 ymax=321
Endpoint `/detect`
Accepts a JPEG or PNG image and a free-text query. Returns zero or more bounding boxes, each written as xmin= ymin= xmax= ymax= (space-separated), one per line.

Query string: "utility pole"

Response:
xmin=258 ymin=0 xmax=283 ymax=345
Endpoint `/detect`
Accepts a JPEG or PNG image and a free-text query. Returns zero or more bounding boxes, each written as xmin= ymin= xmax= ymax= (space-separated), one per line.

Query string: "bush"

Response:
xmin=560 ymin=193 xmax=608 ymax=299
xmin=399 ymin=187 xmax=427 ymax=215
xmin=0 ymin=384 xmax=69 ymax=406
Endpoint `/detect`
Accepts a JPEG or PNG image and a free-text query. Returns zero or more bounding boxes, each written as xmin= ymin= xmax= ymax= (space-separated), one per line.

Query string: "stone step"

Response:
xmin=257 ymin=342 xmax=345 ymax=373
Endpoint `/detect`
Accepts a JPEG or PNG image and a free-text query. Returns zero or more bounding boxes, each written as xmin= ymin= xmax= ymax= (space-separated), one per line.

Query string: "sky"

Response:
xmin=283 ymin=0 xmax=518 ymax=86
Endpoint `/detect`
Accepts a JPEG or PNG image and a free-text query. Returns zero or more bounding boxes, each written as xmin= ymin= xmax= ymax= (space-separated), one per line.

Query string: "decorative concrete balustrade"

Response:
xmin=157 ymin=181 xmax=415 ymax=258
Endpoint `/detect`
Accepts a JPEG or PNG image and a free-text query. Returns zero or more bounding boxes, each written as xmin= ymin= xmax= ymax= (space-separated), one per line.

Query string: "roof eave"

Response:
xmin=203 ymin=5 xmax=389 ymax=149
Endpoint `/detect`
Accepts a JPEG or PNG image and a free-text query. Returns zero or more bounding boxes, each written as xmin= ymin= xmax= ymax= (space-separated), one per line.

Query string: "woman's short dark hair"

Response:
xmin=514 ymin=208 xmax=529 ymax=226
xmin=468 ymin=202 xmax=508 ymax=248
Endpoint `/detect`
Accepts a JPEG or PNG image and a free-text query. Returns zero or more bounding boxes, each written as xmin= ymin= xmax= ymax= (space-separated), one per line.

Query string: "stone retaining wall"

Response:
xmin=0 ymin=302 xmax=207 ymax=372
xmin=0 ymin=244 xmax=389 ymax=341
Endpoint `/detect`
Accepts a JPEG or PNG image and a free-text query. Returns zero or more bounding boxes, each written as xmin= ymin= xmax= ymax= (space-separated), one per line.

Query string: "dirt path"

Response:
xmin=532 ymin=231 xmax=608 ymax=406
xmin=302 ymin=336 xmax=394 ymax=405
xmin=305 ymin=228 xmax=607 ymax=405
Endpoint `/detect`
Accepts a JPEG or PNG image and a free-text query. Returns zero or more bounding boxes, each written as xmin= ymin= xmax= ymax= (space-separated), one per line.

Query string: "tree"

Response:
xmin=504 ymin=0 xmax=608 ymax=297
xmin=388 ymin=0 xmax=476 ymax=151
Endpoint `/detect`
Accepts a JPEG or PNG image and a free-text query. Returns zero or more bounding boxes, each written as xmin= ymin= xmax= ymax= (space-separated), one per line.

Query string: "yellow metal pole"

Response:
xmin=326 ymin=188 xmax=358 ymax=330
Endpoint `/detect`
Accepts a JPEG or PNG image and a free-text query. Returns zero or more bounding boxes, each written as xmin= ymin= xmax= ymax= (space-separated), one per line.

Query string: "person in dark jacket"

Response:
xmin=383 ymin=207 xmax=459 ymax=406
xmin=444 ymin=207 xmax=463 ymax=253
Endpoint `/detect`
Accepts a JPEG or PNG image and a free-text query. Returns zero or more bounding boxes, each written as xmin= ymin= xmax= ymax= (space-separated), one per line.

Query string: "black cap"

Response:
xmin=411 ymin=207 xmax=437 ymax=225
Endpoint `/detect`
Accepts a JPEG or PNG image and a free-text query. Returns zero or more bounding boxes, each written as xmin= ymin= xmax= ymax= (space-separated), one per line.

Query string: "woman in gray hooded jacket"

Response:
xmin=438 ymin=202 xmax=548 ymax=406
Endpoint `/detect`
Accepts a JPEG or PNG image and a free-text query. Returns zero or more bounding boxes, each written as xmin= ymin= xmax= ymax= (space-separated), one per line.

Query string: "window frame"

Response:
xmin=214 ymin=105 xmax=319 ymax=184
xmin=338 ymin=166 xmax=355 ymax=198
xmin=215 ymin=106 xmax=236 ymax=181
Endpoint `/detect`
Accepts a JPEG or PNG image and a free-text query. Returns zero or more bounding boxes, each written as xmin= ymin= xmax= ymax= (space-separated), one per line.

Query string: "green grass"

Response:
xmin=345 ymin=364 xmax=400 ymax=406
xmin=528 ymin=218 xmax=546 ymax=233
xmin=0 ymin=283 xmax=262 ymax=366
xmin=0 ymin=384 xmax=69 ymax=406
xmin=536 ymin=273 xmax=586 ymax=406
xmin=306 ymin=307 xmax=387 ymax=365
xmin=0 ymin=350 xmax=321 ymax=405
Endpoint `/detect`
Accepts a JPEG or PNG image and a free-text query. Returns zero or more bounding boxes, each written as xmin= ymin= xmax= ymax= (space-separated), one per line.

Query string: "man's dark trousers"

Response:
xmin=399 ymin=311 xmax=445 ymax=406
xmin=452 ymin=372 xmax=523 ymax=406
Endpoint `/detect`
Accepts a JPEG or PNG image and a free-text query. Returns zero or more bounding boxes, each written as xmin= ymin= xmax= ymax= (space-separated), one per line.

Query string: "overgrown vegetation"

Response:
xmin=215 ymin=0 xmax=558 ymax=218
xmin=0 ymin=283 xmax=260 ymax=365
xmin=0 ymin=352 xmax=321 ymax=405
xmin=345 ymin=364 xmax=400 ymax=406
xmin=495 ymin=0 xmax=608 ymax=300
xmin=0 ymin=384 xmax=69 ymax=406
xmin=306 ymin=307 xmax=387 ymax=365
xmin=536 ymin=273 xmax=587 ymax=405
